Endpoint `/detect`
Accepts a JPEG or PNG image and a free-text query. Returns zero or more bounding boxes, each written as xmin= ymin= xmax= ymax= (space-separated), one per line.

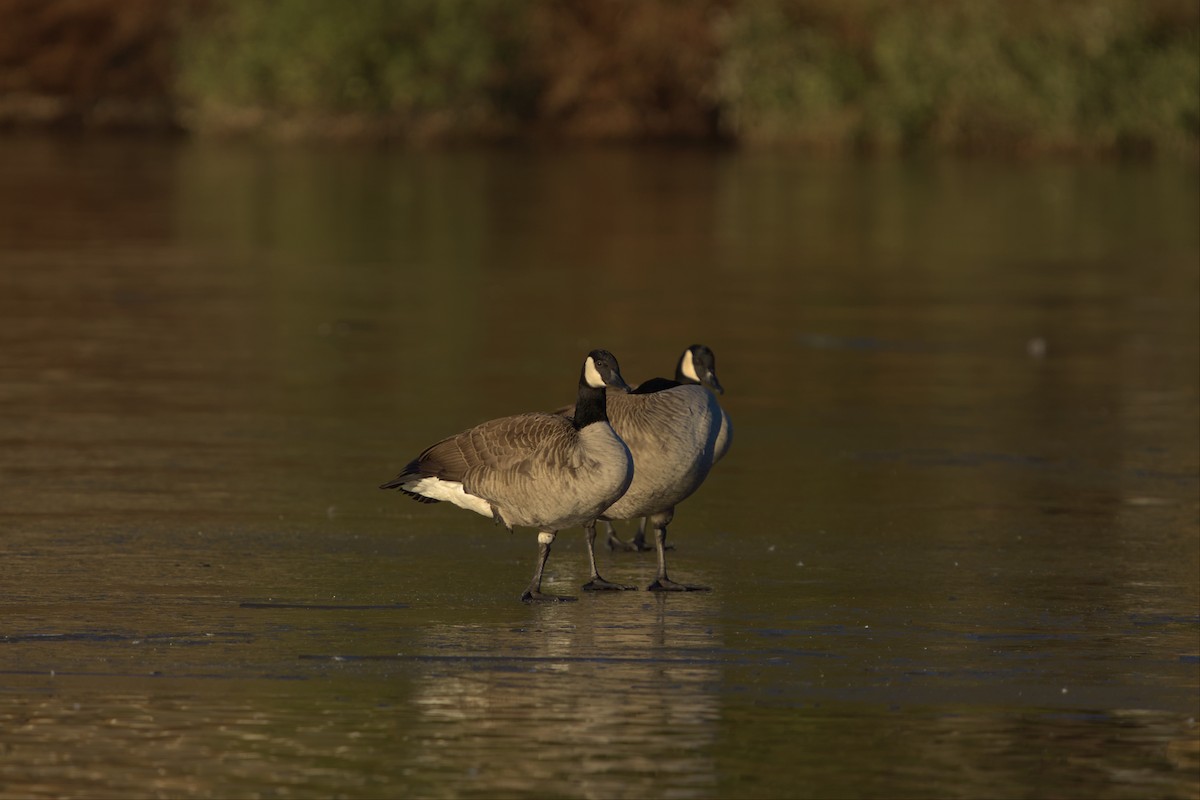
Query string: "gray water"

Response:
xmin=0 ymin=137 xmax=1197 ymax=799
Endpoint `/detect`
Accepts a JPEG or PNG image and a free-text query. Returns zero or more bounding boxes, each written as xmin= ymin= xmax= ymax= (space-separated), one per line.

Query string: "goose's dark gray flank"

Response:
xmin=380 ymin=350 xmax=633 ymax=602
xmin=558 ymin=343 xmax=728 ymax=592
xmin=601 ymin=344 xmax=732 ymax=553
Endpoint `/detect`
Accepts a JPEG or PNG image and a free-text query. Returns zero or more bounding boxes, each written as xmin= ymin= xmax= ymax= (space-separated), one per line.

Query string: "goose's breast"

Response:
xmin=574 ymin=422 xmax=634 ymax=500
xmin=603 ymin=387 xmax=719 ymax=517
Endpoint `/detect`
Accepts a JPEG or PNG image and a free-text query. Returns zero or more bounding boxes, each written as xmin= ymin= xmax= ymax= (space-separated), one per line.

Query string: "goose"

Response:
xmin=599 ymin=345 xmax=732 ymax=552
xmin=380 ymin=350 xmax=634 ymax=602
xmin=558 ymin=344 xmax=726 ymax=591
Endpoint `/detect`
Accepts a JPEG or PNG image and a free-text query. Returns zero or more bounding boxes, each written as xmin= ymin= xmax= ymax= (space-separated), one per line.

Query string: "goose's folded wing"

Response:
xmin=458 ymin=413 xmax=578 ymax=494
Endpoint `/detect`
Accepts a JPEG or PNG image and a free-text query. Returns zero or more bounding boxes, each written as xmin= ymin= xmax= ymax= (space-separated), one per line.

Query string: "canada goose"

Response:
xmin=380 ymin=350 xmax=634 ymax=602
xmin=602 ymin=344 xmax=732 ymax=553
xmin=558 ymin=345 xmax=725 ymax=591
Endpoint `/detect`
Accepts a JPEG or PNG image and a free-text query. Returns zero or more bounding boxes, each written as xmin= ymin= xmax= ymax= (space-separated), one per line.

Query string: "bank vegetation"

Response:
xmin=1 ymin=0 xmax=1196 ymax=156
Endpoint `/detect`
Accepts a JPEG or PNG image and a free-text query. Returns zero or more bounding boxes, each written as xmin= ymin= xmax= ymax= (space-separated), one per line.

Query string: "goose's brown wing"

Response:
xmin=457 ymin=413 xmax=580 ymax=496
xmin=382 ymin=413 xmax=571 ymax=489
xmin=393 ymin=413 xmax=575 ymax=488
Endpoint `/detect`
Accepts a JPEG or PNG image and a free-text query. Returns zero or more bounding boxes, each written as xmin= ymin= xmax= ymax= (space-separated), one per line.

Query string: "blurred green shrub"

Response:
xmin=175 ymin=0 xmax=1198 ymax=154
xmin=177 ymin=0 xmax=524 ymax=138
xmin=717 ymin=0 xmax=1200 ymax=154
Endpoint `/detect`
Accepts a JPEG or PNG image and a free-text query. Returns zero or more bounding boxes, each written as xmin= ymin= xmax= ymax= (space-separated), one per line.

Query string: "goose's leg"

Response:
xmin=582 ymin=521 xmax=636 ymax=591
xmin=604 ymin=520 xmax=640 ymax=552
xmin=646 ymin=510 xmax=710 ymax=592
xmin=522 ymin=531 xmax=577 ymax=602
xmin=628 ymin=517 xmax=672 ymax=552
xmin=629 ymin=517 xmax=650 ymax=550
xmin=605 ymin=519 xmax=660 ymax=552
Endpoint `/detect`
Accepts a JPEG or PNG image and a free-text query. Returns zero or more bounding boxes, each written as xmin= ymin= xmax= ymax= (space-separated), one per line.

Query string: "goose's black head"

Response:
xmin=582 ymin=349 xmax=631 ymax=392
xmin=677 ymin=344 xmax=724 ymax=395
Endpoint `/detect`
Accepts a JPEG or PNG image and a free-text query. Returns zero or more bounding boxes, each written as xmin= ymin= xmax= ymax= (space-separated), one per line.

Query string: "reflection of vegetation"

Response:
xmin=175 ymin=0 xmax=1199 ymax=154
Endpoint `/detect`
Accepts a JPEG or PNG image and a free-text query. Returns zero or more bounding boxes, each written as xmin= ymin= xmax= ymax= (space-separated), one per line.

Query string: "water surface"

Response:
xmin=0 ymin=138 xmax=1197 ymax=798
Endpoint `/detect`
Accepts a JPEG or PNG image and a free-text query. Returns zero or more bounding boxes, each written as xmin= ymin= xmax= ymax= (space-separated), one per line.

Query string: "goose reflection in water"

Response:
xmin=399 ymin=601 xmax=720 ymax=798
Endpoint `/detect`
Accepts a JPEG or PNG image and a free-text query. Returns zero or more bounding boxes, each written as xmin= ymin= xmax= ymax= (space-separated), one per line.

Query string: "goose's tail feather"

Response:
xmin=379 ymin=460 xmax=441 ymax=503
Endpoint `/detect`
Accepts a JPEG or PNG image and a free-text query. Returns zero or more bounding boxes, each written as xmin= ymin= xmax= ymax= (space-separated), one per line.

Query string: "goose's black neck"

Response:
xmin=572 ymin=381 xmax=609 ymax=429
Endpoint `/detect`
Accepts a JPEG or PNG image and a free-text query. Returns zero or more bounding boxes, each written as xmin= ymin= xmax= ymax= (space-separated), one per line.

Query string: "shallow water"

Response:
xmin=0 ymin=137 xmax=1197 ymax=798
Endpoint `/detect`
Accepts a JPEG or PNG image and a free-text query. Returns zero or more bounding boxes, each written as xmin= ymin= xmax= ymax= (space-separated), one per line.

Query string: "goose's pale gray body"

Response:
xmin=592 ymin=344 xmax=732 ymax=554
xmin=559 ymin=379 xmax=722 ymax=591
xmin=598 ymin=386 xmax=721 ymax=522
xmin=712 ymin=402 xmax=733 ymax=465
xmin=555 ymin=344 xmax=731 ymax=590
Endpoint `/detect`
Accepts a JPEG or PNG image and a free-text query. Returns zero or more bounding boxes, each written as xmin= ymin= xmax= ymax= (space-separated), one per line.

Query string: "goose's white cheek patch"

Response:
xmin=584 ymin=356 xmax=605 ymax=388
xmin=681 ymin=349 xmax=700 ymax=383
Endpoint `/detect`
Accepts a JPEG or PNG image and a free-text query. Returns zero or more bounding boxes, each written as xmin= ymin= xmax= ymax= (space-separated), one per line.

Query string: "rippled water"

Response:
xmin=0 ymin=137 xmax=1197 ymax=798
